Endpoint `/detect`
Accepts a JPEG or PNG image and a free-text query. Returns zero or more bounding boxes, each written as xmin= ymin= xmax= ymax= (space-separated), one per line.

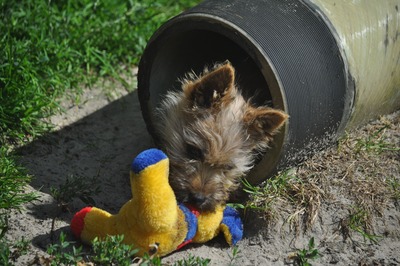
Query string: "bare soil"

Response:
xmin=6 ymin=79 xmax=400 ymax=265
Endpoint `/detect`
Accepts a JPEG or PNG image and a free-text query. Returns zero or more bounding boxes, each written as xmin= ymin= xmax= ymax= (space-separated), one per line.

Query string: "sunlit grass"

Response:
xmin=0 ymin=1 xmax=201 ymax=263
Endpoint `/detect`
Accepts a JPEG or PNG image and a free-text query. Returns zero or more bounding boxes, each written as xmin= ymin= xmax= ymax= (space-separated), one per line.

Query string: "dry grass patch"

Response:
xmin=242 ymin=168 xmax=325 ymax=233
xmin=244 ymin=111 xmax=399 ymax=240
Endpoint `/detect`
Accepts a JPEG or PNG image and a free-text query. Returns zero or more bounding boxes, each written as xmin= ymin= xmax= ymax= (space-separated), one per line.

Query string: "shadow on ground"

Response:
xmin=16 ymin=91 xmax=154 ymax=226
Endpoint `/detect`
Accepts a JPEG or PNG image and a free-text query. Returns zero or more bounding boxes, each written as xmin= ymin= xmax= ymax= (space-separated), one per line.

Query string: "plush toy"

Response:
xmin=70 ymin=148 xmax=243 ymax=257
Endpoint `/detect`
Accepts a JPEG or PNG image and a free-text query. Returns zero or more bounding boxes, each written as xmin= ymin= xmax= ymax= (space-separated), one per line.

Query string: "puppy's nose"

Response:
xmin=190 ymin=193 xmax=206 ymax=206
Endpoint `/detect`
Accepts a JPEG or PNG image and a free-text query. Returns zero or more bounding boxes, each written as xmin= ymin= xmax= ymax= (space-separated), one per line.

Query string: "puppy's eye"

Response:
xmin=186 ymin=143 xmax=204 ymax=161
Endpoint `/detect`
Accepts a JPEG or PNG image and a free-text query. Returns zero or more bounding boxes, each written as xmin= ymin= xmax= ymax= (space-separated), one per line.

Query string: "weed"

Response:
xmin=0 ymin=238 xmax=32 ymax=266
xmin=241 ymin=178 xmax=262 ymax=196
xmin=9 ymin=238 xmax=31 ymax=262
xmin=293 ymin=237 xmax=320 ymax=266
xmin=0 ymin=239 xmax=11 ymax=266
xmin=92 ymin=235 xmax=139 ymax=265
xmin=1 ymin=238 xmax=31 ymax=265
xmin=49 ymin=174 xmax=100 ymax=239
xmin=0 ymin=237 xmax=31 ymax=265
xmin=241 ymin=170 xmax=323 ymax=231
xmin=228 ymin=246 xmax=242 ymax=266
xmin=0 ymin=147 xmax=38 ymax=237
xmin=344 ymin=207 xmax=382 ymax=244
xmin=241 ymin=171 xmax=299 ymax=214
xmin=173 ymin=254 xmax=211 ymax=266
xmin=50 ymin=174 xmax=101 ymax=211
xmin=140 ymin=253 xmax=163 ymax=266
xmin=46 ymin=234 xmax=139 ymax=265
xmin=387 ymin=176 xmax=400 ymax=201
xmin=0 ymin=148 xmax=38 ymax=211
xmin=348 ymin=208 xmax=380 ymax=244
xmin=234 ymin=179 xmax=267 ymax=212
xmin=46 ymin=232 xmax=83 ymax=265
xmin=355 ymin=125 xmax=399 ymax=154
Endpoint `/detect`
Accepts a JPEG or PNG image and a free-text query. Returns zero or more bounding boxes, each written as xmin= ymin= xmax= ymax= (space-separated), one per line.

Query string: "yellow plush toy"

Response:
xmin=71 ymin=149 xmax=243 ymax=257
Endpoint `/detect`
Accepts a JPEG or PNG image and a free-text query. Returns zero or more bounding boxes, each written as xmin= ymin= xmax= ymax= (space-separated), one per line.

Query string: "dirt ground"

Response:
xmin=5 ymin=78 xmax=400 ymax=265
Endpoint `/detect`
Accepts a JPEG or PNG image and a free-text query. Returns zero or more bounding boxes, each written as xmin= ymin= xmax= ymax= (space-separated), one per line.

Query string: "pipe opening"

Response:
xmin=147 ymin=29 xmax=274 ymax=110
xmin=139 ymin=23 xmax=287 ymax=182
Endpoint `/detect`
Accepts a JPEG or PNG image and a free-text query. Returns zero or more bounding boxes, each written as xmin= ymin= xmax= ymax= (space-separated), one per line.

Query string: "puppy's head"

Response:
xmin=157 ymin=62 xmax=288 ymax=211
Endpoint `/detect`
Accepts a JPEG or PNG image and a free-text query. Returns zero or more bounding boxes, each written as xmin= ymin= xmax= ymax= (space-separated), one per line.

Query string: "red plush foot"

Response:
xmin=71 ymin=207 xmax=92 ymax=238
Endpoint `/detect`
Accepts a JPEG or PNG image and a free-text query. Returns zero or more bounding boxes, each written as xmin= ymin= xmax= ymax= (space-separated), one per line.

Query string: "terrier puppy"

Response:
xmin=155 ymin=61 xmax=288 ymax=212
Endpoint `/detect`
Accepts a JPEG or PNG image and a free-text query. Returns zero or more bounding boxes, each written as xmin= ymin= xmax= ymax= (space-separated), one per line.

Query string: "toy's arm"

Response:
xmin=219 ymin=206 xmax=243 ymax=245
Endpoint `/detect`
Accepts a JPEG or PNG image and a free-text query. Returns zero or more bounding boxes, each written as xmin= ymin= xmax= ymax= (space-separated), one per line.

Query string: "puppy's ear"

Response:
xmin=183 ymin=62 xmax=235 ymax=108
xmin=244 ymin=107 xmax=288 ymax=140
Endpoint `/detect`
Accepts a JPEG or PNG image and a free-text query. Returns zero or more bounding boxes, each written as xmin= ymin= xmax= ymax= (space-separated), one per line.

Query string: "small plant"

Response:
xmin=241 ymin=178 xmax=262 ymax=196
xmin=294 ymin=237 xmax=320 ymax=266
xmin=50 ymin=174 xmax=101 ymax=211
xmin=92 ymin=235 xmax=139 ymax=266
xmin=241 ymin=170 xmax=299 ymax=211
xmin=0 ymin=147 xmax=38 ymax=208
xmin=0 ymin=147 xmax=38 ymax=244
xmin=0 ymin=239 xmax=11 ymax=266
xmin=228 ymin=246 xmax=242 ymax=266
xmin=173 ymin=254 xmax=211 ymax=266
xmin=8 ymin=238 xmax=31 ymax=263
xmin=0 ymin=213 xmax=8 ymax=240
xmin=230 ymin=179 xmax=265 ymax=212
xmin=46 ymin=232 xmax=83 ymax=265
xmin=387 ymin=176 xmax=400 ymax=201
xmin=139 ymin=252 xmax=163 ymax=266
xmin=49 ymin=174 xmax=101 ymax=239
xmin=346 ymin=207 xmax=382 ymax=244
xmin=355 ymin=125 xmax=399 ymax=154
xmin=0 ymin=238 xmax=31 ymax=266
xmin=0 ymin=160 xmax=37 ymax=212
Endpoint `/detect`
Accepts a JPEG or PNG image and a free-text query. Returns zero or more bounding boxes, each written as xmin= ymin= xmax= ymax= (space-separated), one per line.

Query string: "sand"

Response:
xmin=6 ymin=79 xmax=399 ymax=265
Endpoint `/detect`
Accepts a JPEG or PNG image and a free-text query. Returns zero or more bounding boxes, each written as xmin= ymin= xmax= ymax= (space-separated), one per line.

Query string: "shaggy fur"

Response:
xmin=155 ymin=61 xmax=288 ymax=211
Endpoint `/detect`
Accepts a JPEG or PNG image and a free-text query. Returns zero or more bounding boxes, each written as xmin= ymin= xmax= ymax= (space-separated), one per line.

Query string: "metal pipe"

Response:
xmin=138 ymin=0 xmax=400 ymax=184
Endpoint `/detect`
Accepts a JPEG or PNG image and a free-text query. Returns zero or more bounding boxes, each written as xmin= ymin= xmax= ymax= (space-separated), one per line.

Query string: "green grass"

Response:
xmin=355 ymin=125 xmax=400 ymax=154
xmin=387 ymin=176 xmax=400 ymax=201
xmin=1 ymin=0 xmax=199 ymax=144
xmin=345 ymin=206 xmax=382 ymax=244
xmin=1 ymin=237 xmax=31 ymax=266
xmin=239 ymin=171 xmax=301 ymax=213
xmin=0 ymin=0 xmax=201 ymax=264
xmin=0 ymin=147 xmax=38 ymax=238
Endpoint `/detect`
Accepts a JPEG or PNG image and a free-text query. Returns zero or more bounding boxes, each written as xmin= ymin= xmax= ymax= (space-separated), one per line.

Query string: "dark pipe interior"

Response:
xmin=148 ymin=30 xmax=273 ymax=109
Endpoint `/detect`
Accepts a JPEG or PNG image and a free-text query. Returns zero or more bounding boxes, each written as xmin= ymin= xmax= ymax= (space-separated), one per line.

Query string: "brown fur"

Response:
xmin=155 ymin=61 xmax=288 ymax=211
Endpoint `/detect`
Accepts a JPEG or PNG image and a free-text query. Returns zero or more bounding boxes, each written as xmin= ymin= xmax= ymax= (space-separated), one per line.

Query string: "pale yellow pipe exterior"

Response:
xmin=309 ymin=0 xmax=400 ymax=128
